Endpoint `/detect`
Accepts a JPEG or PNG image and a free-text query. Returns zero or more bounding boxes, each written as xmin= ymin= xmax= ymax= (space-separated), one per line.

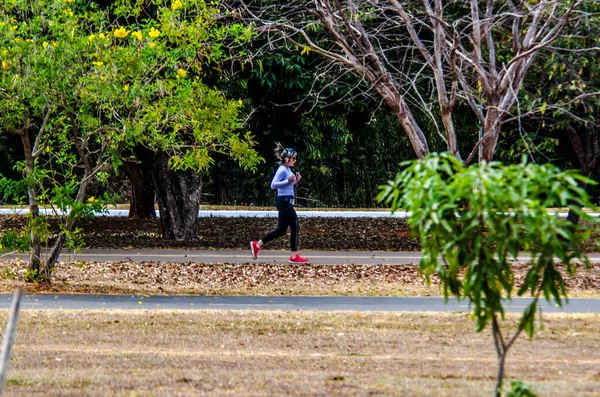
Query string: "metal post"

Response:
xmin=0 ymin=289 xmax=24 ymax=395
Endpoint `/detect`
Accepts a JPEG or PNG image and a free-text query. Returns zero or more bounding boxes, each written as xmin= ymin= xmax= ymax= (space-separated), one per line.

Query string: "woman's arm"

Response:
xmin=270 ymin=166 xmax=294 ymax=190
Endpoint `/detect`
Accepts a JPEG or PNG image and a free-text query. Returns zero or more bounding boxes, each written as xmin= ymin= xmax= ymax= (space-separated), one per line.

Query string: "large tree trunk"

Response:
xmin=123 ymin=147 xmax=156 ymax=219
xmin=38 ymin=175 xmax=93 ymax=282
xmin=480 ymin=107 xmax=502 ymax=163
xmin=152 ymin=152 xmax=202 ymax=241
xmin=40 ymin=234 xmax=64 ymax=282
xmin=376 ymin=81 xmax=430 ymax=160
xmin=26 ymin=190 xmax=41 ymax=278
xmin=19 ymin=130 xmax=41 ymax=277
xmin=566 ymin=125 xmax=599 ymax=224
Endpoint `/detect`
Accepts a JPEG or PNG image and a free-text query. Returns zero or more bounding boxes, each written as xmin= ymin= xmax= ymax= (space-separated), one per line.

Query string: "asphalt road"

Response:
xmin=1 ymin=294 xmax=599 ymax=313
xmin=3 ymin=248 xmax=600 ymax=265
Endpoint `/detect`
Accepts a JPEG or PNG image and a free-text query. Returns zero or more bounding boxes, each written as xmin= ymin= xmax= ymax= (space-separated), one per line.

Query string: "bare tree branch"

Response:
xmin=232 ymin=0 xmax=594 ymax=163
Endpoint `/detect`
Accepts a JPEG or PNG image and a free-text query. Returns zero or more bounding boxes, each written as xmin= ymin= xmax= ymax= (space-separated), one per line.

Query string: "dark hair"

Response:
xmin=274 ymin=142 xmax=297 ymax=163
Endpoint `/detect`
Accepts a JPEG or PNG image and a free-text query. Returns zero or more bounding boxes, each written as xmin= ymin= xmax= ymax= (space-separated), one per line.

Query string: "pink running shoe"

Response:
xmin=289 ymin=254 xmax=309 ymax=264
xmin=250 ymin=241 xmax=261 ymax=259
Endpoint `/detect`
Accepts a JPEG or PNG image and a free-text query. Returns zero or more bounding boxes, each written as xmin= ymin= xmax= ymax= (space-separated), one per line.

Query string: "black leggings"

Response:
xmin=260 ymin=197 xmax=299 ymax=251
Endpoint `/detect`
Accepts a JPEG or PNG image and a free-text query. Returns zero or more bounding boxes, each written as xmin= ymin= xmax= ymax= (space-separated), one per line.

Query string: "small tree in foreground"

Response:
xmin=377 ymin=153 xmax=596 ymax=396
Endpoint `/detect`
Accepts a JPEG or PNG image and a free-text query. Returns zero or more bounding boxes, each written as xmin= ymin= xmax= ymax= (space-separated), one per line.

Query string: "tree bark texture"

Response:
xmin=480 ymin=106 xmax=502 ymax=163
xmin=566 ymin=125 xmax=599 ymax=224
xmin=19 ymin=130 xmax=42 ymax=276
xmin=152 ymin=152 xmax=202 ymax=241
xmin=236 ymin=0 xmax=583 ymax=165
xmin=123 ymin=147 xmax=157 ymax=219
xmin=39 ymin=175 xmax=93 ymax=282
xmin=376 ymin=83 xmax=429 ymax=159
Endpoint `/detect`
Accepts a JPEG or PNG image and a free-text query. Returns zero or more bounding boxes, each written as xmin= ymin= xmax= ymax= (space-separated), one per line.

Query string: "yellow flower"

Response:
xmin=131 ymin=31 xmax=142 ymax=41
xmin=238 ymin=99 xmax=242 ymax=105
xmin=2 ymin=50 xmax=7 ymax=55
xmin=88 ymin=34 xmax=95 ymax=42
xmin=99 ymin=33 xmax=106 ymax=39
xmin=148 ymin=27 xmax=160 ymax=38
xmin=52 ymin=41 xmax=58 ymax=47
xmin=87 ymin=197 xmax=96 ymax=203
xmin=123 ymin=84 xmax=129 ymax=92
xmin=43 ymin=42 xmax=49 ymax=48
xmin=113 ymin=27 xmax=128 ymax=39
xmin=10 ymin=25 xmax=18 ymax=32
xmin=64 ymin=0 xmax=74 ymax=3
xmin=2 ymin=60 xmax=9 ymax=70
xmin=177 ymin=68 xmax=187 ymax=79
xmin=148 ymin=42 xmax=157 ymax=48
xmin=26 ymin=39 xmax=33 ymax=43
xmin=92 ymin=61 xmax=104 ymax=67
xmin=171 ymin=0 xmax=183 ymax=10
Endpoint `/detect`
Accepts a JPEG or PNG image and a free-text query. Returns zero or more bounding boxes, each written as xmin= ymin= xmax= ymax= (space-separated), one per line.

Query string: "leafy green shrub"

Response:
xmin=506 ymin=380 xmax=538 ymax=397
xmin=378 ymin=153 xmax=597 ymax=396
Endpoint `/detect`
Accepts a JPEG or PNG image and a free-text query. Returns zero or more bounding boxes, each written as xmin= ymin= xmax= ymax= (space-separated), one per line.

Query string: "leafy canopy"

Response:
xmin=0 ymin=0 xmax=262 ymax=267
xmin=378 ymin=153 xmax=596 ymax=335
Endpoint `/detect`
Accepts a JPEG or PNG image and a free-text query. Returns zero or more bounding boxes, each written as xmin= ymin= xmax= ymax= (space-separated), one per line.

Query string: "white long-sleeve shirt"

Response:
xmin=270 ymin=165 xmax=296 ymax=196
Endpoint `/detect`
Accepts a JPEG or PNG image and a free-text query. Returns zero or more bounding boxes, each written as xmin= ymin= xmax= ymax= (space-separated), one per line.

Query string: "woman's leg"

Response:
xmin=259 ymin=203 xmax=290 ymax=245
xmin=287 ymin=206 xmax=307 ymax=262
xmin=289 ymin=208 xmax=299 ymax=252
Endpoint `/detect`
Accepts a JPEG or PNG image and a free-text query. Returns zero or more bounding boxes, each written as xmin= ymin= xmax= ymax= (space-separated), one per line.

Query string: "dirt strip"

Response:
xmin=1 ymin=260 xmax=598 ymax=297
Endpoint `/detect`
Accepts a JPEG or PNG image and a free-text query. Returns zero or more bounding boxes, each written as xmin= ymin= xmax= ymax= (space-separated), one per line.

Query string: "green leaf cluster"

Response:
xmin=378 ymin=153 xmax=596 ymax=336
xmin=506 ymin=380 xmax=538 ymax=397
xmin=0 ymin=0 xmax=263 ymax=270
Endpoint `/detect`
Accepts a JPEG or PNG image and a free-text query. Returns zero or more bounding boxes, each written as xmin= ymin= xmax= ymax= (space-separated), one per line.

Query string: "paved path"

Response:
xmin=2 ymin=249 xmax=421 ymax=264
xmin=1 ymin=294 xmax=598 ymax=313
xmin=3 ymin=249 xmax=600 ymax=265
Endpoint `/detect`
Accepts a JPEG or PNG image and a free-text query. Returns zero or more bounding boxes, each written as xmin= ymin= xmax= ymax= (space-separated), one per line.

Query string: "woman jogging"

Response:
xmin=250 ymin=143 xmax=309 ymax=264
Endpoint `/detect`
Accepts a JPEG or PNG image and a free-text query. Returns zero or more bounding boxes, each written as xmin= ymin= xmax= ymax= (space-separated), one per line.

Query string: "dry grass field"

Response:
xmin=0 ymin=310 xmax=599 ymax=396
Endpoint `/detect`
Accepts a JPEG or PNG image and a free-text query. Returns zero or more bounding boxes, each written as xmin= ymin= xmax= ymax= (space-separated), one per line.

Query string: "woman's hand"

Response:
xmin=295 ymin=172 xmax=302 ymax=183
xmin=287 ymin=174 xmax=296 ymax=183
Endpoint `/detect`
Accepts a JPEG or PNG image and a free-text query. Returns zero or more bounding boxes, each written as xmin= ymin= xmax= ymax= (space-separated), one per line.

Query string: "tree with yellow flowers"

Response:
xmin=0 ymin=0 xmax=261 ymax=282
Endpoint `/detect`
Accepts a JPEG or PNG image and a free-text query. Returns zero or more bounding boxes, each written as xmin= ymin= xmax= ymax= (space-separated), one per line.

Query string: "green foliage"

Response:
xmin=0 ymin=177 xmax=27 ymax=204
xmin=377 ymin=153 xmax=596 ymax=335
xmin=250 ymin=53 xmax=308 ymax=90
xmin=0 ymin=0 xmax=264 ymax=279
xmin=0 ymin=266 xmax=15 ymax=280
xmin=0 ymin=229 xmax=29 ymax=252
xmin=24 ymin=268 xmax=39 ymax=283
xmin=0 ymin=0 xmax=263 ymax=177
xmin=73 ymin=260 xmax=85 ymax=269
xmin=506 ymin=380 xmax=538 ymax=397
